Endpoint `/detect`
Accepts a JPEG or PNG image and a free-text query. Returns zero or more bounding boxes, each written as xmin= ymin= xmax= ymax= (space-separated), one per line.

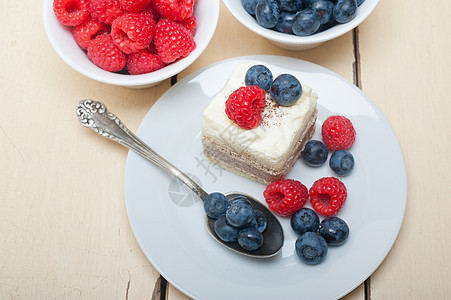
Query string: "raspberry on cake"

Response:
xmin=225 ymin=86 xmax=266 ymax=130
xmin=201 ymin=63 xmax=318 ymax=184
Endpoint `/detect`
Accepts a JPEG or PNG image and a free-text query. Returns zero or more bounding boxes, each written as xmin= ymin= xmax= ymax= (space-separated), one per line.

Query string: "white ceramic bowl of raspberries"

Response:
xmin=43 ymin=0 xmax=220 ymax=88
xmin=222 ymin=0 xmax=379 ymax=50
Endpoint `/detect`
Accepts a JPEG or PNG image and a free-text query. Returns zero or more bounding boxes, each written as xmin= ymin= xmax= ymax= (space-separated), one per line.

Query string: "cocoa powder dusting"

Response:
xmin=261 ymin=94 xmax=285 ymax=128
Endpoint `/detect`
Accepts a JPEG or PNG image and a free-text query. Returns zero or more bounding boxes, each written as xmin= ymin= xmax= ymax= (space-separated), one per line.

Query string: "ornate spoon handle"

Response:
xmin=76 ymin=99 xmax=209 ymax=201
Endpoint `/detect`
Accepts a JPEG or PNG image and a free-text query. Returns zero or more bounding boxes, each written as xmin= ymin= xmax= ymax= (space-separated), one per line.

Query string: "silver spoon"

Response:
xmin=76 ymin=99 xmax=284 ymax=258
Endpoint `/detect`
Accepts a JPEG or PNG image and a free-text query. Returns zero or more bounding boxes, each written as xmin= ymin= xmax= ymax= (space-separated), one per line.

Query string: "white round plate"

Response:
xmin=124 ymin=55 xmax=407 ymax=300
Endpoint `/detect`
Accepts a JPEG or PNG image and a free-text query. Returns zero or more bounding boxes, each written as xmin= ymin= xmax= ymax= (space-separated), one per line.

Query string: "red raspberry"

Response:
xmin=309 ymin=177 xmax=347 ymax=216
xmin=152 ymin=0 xmax=194 ymax=21
xmin=321 ymin=115 xmax=356 ymax=151
xmin=225 ymin=86 xmax=266 ymax=130
xmin=111 ymin=12 xmax=156 ymax=54
xmin=178 ymin=16 xmax=197 ymax=36
xmin=143 ymin=3 xmax=161 ymax=21
xmin=264 ymin=179 xmax=309 ymax=216
xmin=120 ymin=0 xmax=151 ymax=13
xmin=73 ymin=17 xmax=110 ymax=49
xmin=146 ymin=43 xmax=158 ymax=55
xmin=90 ymin=0 xmax=123 ymax=24
xmin=127 ymin=49 xmax=166 ymax=75
xmin=154 ymin=19 xmax=196 ymax=64
xmin=87 ymin=34 xmax=126 ymax=72
xmin=53 ymin=0 xmax=90 ymax=26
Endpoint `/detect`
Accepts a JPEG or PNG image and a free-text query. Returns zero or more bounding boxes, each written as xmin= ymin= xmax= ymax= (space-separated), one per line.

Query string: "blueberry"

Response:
xmin=255 ymin=0 xmax=280 ymax=29
xmin=292 ymin=9 xmax=321 ymax=36
xmin=316 ymin=18 xmax=338 ymax=33
xmin=301 ymin=140 xmax=328 ymax=166
xmin=276 ymin=0 xmax=304 ymax=12
xmin=309 ymin=0 xmax=333 ymax=25
xmin=319 ymin=217 xmax=349 ymax=245
xmin=204 ymin=192 xmax=229 ymax=219
xmin=226 ymin=198 xmax=254 ymax=227
xmin=269 ymin=74 xmax=302 ymax=106
xmin=291 ymin=208 xmax=320 ymax=235
xmin=357 ymin=0 xmax=365 ymax=5
xmin=295 ymin=232 xmax=328 ymax=265
xmin=214 ymin=215 xmax=240 ymax=242
xmin=333 ymin=0 xmax=357 ymax=24
xmin=241 ymin=0 xmax=259 ymax=15
xmin=249 ymin=209 xmax=267 ymax=232
xmin=245 ymin=65 xmax=273 ymax=91
xmin=275 ymin=11 xmax=296 ymax=34
xmin=329 ymin=149 xmax=354 ymax=175
xmin=238 ymin=227 xmax=264 ymax=251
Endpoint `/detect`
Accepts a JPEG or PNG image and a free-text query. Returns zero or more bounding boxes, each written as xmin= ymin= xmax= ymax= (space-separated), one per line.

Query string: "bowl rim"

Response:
xmin=221 ymin=0 xmax=379 ymax=45
xmin=43 ymin=0 xmax=220 ymax=87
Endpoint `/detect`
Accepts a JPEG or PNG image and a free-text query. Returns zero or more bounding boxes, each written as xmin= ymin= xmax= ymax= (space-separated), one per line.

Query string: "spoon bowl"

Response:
xmin=76 ymin=99 xmax=284 ymax=258
xmin=206 ymin=192 xmax=284 ymax=258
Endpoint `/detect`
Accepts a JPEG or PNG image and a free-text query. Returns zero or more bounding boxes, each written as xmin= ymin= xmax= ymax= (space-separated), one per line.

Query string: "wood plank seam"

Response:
xmin=125 ymin=270 xmax=131 ymax=300
xmin=160 ymin=276 xmax=168 ymax=300
xmin=151 ymin=276 xmax=163 ymax=300
xmin=154 ymin=75 xmax=179 ymax=300
xmin=364 ymin=277 xmax=371 ymax=300
xmin=352 ymin=26 xmax=371 ymax=300
xmin=352 ymin=27 xmax=362 ymax=90
xmin=171 ymin=74 xmax=178 ymax=86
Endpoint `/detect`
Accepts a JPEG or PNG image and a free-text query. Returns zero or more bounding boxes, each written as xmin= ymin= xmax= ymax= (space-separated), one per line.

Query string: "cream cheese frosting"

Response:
xmin=201 ymin=63 xmax=318 ymax=170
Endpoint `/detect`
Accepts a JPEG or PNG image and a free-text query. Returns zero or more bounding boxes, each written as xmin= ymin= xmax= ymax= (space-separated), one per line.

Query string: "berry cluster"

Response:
xmin=292 ymin=208 xmax=349 ymax=265
xmin=264 ymin=177 xmax=347 ymax=217
xmin=204 ymin=193 xmax=268 ymax=252
xmin=225 ymin=64 xmax=303 ymax=130
xmin=302 ymin=115 xmax=356 ymax=176
xmin=244 ymin=64 xmax=302 ymax=106
xmin=53 ymin=0 xmax=197 ymax=74
xmin=261 ymin=114 xmax=357 ymax=264
xmin=242 ymin=0 xmax=365 ymax=37
xmin=263 ymin=178 xmax=349 ymax=264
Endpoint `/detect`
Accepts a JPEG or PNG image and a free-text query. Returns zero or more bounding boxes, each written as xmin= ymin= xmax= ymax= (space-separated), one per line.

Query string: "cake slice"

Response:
xmin=201 ymin=63 xmax=318 ymax=184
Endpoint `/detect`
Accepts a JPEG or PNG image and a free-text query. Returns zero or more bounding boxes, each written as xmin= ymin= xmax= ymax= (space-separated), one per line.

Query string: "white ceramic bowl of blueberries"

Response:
xmin=222 ymin=0 xmax=379 ymax=50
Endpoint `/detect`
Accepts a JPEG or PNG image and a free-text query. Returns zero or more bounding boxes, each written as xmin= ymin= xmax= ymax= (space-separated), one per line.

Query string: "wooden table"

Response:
xmin=1 ymin=1 xmax=450 ymax=299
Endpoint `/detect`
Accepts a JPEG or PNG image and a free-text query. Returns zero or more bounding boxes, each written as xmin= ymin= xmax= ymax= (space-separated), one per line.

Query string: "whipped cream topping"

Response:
xmin=202 ymin=63 xmax=318 ymax=169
